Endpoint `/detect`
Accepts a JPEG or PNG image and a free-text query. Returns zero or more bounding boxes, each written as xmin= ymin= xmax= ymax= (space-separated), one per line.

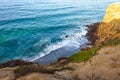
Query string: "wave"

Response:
xmin=20 ymin=6 xmax=74 ymax=12
xmin=0 ymin=12 xmax=77 ymax=26
xmin=29 ymin=26 xmax=88 ymax=63
xmin=40 ymin=6 xmax=74 ymax=12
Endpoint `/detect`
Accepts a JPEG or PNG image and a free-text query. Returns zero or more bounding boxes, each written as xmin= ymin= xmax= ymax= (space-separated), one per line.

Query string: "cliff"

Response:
xmin=103 ymin=2 xmax=120 ymax=23
xmin=97 ymin=2 xmax=120 ymax=45
xmin=96 ymin=19 xmax=120 ymax=45
xmin=0 ymin=2 xmax=120 ymax=80
xmin=87 ymin=2 xmax=120 ymax=46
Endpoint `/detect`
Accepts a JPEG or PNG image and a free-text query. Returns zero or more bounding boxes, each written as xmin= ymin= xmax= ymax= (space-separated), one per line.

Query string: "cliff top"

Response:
xmin=0 ymin=2 xmax=120 ymax=80
xmin=87 ymin=2 xmax=120 ymax=45
xmin=103 ymin=2 xmax=120 ymax=23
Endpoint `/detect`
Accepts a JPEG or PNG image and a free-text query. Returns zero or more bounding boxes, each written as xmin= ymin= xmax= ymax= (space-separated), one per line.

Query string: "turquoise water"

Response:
xmin=0 ymin=0 xmax=118 ymax=63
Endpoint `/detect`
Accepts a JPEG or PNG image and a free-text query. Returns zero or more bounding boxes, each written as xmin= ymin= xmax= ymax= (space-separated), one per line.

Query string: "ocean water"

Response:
xmin=0 ymin=0 xmax=119 ymax=63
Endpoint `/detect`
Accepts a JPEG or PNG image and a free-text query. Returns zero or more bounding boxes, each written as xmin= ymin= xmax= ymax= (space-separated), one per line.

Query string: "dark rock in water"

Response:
xmin=81 ymin=35 xmax=84 ymax=37
xmin=65 ymin=35 xmax=69 ymax=38
xmin=34 ymin=46 xmax=79 ymax=64
xmin=0 ymin=39 xmax=18 ymax=47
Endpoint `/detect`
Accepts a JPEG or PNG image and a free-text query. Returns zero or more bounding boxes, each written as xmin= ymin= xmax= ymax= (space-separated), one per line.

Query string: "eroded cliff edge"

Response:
xmin=87 ymin=2 xmax=120 ymax=46
xmin=0 ymin=2 xmax=120 ymax=80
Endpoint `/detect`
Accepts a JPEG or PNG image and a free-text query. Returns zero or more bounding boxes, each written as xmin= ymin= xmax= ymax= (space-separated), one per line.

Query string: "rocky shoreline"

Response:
xmin=0 ymin=2 xmax=120 ymax=80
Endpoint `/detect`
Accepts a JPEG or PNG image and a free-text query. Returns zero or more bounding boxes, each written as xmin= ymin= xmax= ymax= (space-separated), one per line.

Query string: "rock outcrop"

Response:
xmin=0 ymin=2 xmax=120 ymax=80
xmin=96 ymin=19 xmax=120 ymax=45
xmin=56 ymin=44 xmax=120 ymax=80
xmin=0 ymin=44 xmax=120 ymax=80
xmin=103 ymin=2 xmax=120 ymax=23
xmin=87 ymin=2 xmax=120 ymax=45
xmin=98 ymin=2 xmax=120 ymax=45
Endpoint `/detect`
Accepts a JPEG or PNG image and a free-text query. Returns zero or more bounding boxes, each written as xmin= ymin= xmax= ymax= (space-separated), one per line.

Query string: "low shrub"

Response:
xmin=101 ymin=39 xmax=120 ymax=47
xmin=69 ymin=47 xmax=100 ymax=62
xmin=14 ymin=64 xmax=74 ymax=79
xmin=14 ymin=65 xmax=54 ymax=79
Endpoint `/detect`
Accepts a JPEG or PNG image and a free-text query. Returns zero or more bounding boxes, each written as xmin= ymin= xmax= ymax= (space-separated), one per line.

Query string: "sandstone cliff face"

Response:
xmin=98 ymin=2 xmax=120 ymax=45
xmin=96 ymin=19 xmax=120 ymax=45
xmin=0 ymin=2 xmax=120 ymax=80
xmin=103 ymin=2 xmax=120 ymax=23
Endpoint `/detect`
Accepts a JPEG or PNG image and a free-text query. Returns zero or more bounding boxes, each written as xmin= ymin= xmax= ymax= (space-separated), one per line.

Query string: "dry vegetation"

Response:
xmin=0 ymin=59 xmax=35 ymax=69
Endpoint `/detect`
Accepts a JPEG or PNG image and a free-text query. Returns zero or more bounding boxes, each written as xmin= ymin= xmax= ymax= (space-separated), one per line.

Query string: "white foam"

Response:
xmin=30 ymin=26 xmax=88 ymax=61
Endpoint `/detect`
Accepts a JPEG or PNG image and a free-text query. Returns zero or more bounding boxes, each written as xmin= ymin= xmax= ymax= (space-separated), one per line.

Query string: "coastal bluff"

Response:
xmin=103 ymin=2 xmax=120 ymax=23
xmin=87 ymin=2 xmax=120 ymax=45
xmin=97 ymin=2 xmax=120 ymax=45
xmin=0 ymin=2 xmax=120 ymax=80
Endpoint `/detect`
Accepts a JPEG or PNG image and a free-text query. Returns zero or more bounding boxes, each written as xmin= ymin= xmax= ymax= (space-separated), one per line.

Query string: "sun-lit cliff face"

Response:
xmin=95 ymin=2 xmax=120 ymax=45
xmin=103 ymin=2 xmax=120 ymax=23
xmin=0 ymin=2 xmax=120 ymax=80
xmin=96 ymin=19 xmax=120 ymax=45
